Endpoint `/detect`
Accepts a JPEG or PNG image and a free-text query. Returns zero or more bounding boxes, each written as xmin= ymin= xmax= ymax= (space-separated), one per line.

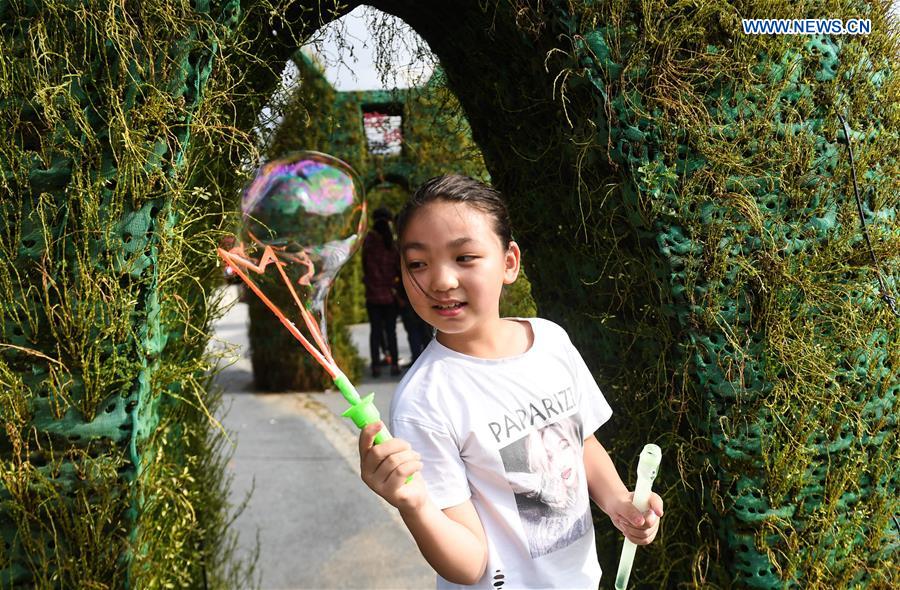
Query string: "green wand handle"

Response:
xmin=333 ymin=372 xmax=391 ymax=444
xmin=334 ymin=371 xmax=413 ymax=483
xmin=614 ymin=444 xmax=661 ymax=590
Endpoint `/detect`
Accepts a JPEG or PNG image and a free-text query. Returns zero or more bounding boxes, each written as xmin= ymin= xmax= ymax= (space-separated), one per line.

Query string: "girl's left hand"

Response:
xmin=607 ymin=492 xmax=663 ymax=545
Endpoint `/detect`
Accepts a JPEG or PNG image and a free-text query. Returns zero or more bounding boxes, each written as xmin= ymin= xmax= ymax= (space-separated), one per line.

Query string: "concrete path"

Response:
xmin=211 ymin=287 xmax=435 ymax=589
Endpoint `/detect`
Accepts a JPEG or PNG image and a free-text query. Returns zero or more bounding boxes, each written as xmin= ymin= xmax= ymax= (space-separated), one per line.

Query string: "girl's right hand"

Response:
xmin=358 ymin=422 xmax=427 ymax=514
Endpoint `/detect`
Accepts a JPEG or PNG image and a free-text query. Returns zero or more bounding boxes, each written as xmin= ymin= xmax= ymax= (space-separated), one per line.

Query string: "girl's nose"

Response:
xmin=430 ymin=264 xmax=458 ymax=292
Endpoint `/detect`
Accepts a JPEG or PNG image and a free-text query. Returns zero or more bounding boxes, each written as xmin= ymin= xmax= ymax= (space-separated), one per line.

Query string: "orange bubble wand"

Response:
xmin=218 ymin=239 xmax=335 ymax=374
xmin=217 ymin=237 xmax=394 ymax=446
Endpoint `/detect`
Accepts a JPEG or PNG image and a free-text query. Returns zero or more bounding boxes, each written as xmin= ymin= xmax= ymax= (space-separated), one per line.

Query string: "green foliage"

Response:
xmin=130 ymin=371 xmax=259 ymax=590
xmin=490 ymin=1 xmax=900 ymax=587
xmin=500 ymin=267 xmax=538 ymax=319
xmin=0 ymin=0 xmax=285 ymax=585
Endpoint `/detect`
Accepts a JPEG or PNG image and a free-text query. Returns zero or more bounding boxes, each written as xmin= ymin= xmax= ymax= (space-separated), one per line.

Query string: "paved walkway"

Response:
xmin=211 ymin=287 xmax=434 ymax=589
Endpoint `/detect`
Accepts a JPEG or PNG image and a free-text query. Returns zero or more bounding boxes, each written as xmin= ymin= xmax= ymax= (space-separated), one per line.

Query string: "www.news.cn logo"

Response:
xmin=742 ymin=18 xmax=872 ymax=35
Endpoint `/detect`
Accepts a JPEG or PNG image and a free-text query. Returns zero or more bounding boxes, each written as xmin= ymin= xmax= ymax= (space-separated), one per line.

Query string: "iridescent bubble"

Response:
xmin=240 ymin=151 xmax=366 ymax=345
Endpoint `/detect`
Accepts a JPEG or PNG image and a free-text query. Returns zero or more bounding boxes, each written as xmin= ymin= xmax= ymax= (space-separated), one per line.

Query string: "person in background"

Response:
xmin=362 ymin=207 xmax=401 ymax=377
xmin=396 ymin=269 xmax=431 ymax=366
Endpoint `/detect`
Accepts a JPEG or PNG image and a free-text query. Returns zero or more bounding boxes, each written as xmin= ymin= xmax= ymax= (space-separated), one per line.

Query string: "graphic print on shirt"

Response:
xmin=498 ymin=415 xmax=591 ymax=558
xmin=487 ymin=386 xmax=578 ymax=446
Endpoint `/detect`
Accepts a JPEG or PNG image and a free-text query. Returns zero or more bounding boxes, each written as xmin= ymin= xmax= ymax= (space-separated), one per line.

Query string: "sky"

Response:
xmin=301 ymin=6 xmax=435 ymax=92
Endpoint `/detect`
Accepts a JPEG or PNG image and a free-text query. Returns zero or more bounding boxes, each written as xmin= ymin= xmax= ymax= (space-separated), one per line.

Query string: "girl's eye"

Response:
xmin=406 ymin=260 xmax=425 ymax=270
xmin=457 ymin=255 xmax=477 ymax=263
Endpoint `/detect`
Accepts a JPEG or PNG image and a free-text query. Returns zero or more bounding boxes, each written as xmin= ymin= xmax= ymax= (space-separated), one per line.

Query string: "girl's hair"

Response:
xmin=397 ymin=174 xmax=513 ymax=247
xmin=524 ymin=419 xmax=582 ymax=475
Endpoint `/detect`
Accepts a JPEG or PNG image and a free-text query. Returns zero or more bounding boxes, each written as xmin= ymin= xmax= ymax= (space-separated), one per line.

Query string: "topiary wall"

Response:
xmin=0 ymin=0 xmax=297 ymax=586
xmin=1 ymin=0 xmax=896 ymax=587
xmin=569 ymin=4 xmax=898 ymax=586
xmin=373 ymin=1 xmax=898 ymax=587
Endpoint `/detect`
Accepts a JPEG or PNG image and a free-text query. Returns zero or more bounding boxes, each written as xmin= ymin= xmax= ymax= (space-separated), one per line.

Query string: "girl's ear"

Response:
xmin=503 ymin=241 xmax=522 ymax=284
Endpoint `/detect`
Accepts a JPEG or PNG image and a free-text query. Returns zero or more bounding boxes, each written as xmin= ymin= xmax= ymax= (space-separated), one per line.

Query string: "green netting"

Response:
xmin=0 ymin=0 xmax=253 ymax=587
xmin=571 ymin=4 xmax=898 ymax=587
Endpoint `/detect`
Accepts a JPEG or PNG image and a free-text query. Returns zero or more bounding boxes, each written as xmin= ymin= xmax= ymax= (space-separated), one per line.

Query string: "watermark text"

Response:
xmin=741 ymin=18 xmax=871 ymax=35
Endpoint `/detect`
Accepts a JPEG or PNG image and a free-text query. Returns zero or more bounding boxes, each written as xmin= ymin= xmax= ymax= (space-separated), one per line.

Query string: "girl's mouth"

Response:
xmin=434 ymin=302 xmax=466 ymax=316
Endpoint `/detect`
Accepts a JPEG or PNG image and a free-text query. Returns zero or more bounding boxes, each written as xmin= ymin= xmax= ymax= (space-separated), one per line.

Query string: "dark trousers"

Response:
xmin=367 ymin=302 xmax=398 ymax=367
xmin=400 ymin=305 xmax=430 ymax=363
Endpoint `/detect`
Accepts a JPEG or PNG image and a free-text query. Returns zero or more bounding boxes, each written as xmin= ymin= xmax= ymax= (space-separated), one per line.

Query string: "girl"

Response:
xmin=358 ymin=175 xmax=663 ymax=588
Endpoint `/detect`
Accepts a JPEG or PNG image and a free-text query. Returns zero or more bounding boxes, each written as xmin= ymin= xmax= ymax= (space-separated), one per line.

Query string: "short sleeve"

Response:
xmin=567 ymin=340 xmax=613 ymax=437
xmin=391 ymin=418 xmax=472 ymax=510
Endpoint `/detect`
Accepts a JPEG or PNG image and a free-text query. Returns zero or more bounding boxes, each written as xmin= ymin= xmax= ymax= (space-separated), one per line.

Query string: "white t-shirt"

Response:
xmin=390 ymin=317 xmax=613 ymax=589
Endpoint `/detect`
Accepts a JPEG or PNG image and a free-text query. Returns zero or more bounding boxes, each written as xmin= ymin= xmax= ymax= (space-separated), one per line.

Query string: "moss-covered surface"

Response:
xmin=377 ymin=1 xmax=898 ymax=587
xmin=0 ymin=0 xmax=287 ymax=585
xmin=1 ymin=0 xmax=896 ymax=587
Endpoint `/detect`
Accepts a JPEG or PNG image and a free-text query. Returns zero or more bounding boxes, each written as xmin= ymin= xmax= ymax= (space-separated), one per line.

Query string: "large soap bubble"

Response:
xmin=238 ymin=151 xmax=366 ymax=346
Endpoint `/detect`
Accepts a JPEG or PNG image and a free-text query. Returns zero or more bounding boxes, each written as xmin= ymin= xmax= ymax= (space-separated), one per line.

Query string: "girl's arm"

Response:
xmin=400 ymin=498 xmax=488 ymax=585
xmin=583 ymin=435 xmax=663 ymax=544
xmin=359 ymin=422 xmax=488 ymax=585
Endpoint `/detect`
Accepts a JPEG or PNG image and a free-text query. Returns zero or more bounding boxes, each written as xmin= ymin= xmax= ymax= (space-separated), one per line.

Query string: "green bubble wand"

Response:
xmin=614 ymin=444 xmax=661 ymax=590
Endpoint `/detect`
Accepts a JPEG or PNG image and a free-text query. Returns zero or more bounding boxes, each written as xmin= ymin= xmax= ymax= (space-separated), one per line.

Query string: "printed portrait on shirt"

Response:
xmin=499 ymin=415 xmax=591 ymax=558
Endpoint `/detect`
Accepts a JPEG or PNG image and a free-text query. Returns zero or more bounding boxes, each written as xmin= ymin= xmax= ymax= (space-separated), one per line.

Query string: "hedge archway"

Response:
xmin=1 ymin=1 xmax=896 ymax=587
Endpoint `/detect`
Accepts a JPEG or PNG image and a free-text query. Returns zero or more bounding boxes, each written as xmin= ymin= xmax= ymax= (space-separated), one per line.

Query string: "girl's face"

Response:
xmin=400 ymin=200 xmax=520 ymax=353
xmin=544 ymin=427 xmax=578 ymax=491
